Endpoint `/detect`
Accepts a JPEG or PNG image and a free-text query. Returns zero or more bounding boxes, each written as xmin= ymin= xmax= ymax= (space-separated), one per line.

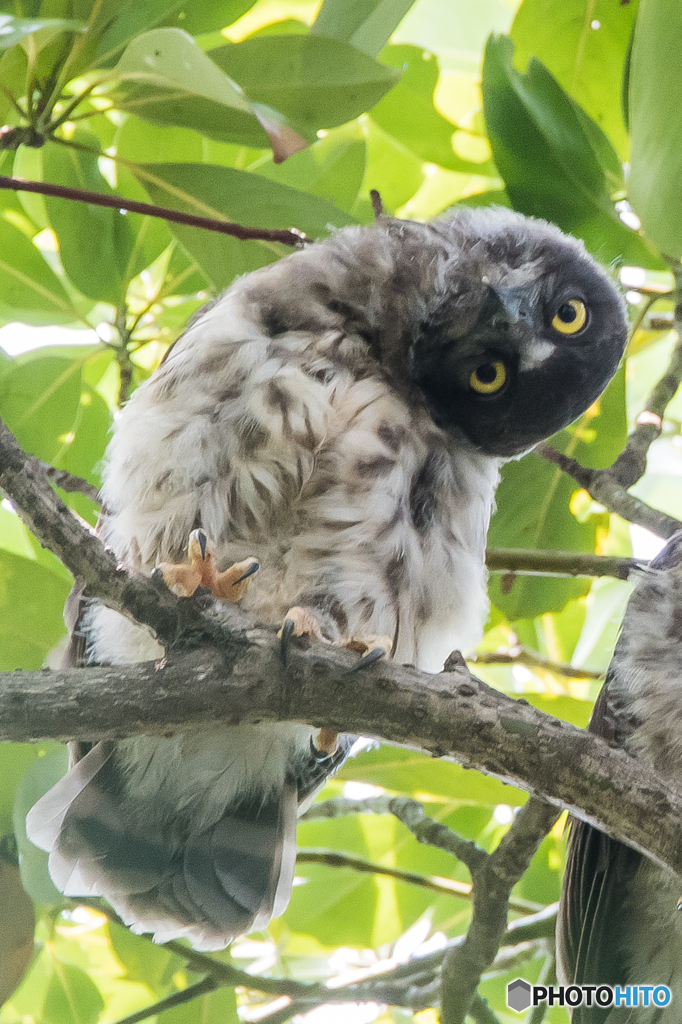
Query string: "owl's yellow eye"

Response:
xmin=469 ymin=360 xmax=507 ymax=394
xmin=552 ymin=299 xmax=587 ymax=335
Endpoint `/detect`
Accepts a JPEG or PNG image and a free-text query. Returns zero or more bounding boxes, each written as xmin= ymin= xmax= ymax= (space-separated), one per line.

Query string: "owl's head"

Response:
xmin=403 ymin=208 xmax=628 ymax=457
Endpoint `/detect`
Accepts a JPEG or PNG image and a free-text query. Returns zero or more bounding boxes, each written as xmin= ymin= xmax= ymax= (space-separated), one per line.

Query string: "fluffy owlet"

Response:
xmin=28 ymin=207 xmax=627 ymax=950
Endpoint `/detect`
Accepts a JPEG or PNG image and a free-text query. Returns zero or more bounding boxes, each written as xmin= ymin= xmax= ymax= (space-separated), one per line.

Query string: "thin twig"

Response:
xmin=39 ymin=462 xmax=100 ymax=503
xmin=469 ymin=647 xmax=603 ymax=680
xmin=538 ymin=444 xmax=682 ymax=538
xmin=0 ymin=175 xmax=310 ymax=247
xmin=485 ymin=548 xmax=638 ymax=579
xmin=297 ymin=847 xmax=477 ymax=900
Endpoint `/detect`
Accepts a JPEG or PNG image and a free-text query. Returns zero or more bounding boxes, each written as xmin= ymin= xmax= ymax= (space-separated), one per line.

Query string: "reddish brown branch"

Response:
xmin=0 ymin=175 xmax=310 ymax=247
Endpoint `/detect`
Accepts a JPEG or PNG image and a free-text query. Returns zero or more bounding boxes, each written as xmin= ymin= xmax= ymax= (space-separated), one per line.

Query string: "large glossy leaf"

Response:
xmin=209 ymin=35 xmax=400 ymax=133
xmin=312 ymin=0 xmax=417 ymax=58
xmin=371 ymin=44 xmax=496 ymax=174
xmin=511 ymin=0 xmax=637 ymax=156
xmin=628 ymin=0 xmax=682 ymax=257
xmin=0 ymin=216 xmax=78 ymax=326
xmin=131 ymin=161 xmax=357 ymax=289
xmin=482 ymin=34 xmax=660 ymax=268
xmin=109 ymin=28 xmax=275 ymax=150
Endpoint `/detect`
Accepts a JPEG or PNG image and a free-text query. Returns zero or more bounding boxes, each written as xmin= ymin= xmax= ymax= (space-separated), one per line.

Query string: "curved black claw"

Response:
xmin=234 ymin=561 xmax=260 ymax=585
xmin=280 ymin=617 xmax=296 ymax=667
xmin=309 ymin=737 xmax=334 ymax=766
xmin=348 ymin=647 xmax=386 ymax=673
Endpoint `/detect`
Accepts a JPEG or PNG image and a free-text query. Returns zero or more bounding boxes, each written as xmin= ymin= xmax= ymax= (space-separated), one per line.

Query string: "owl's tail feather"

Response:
xmin=26 ymin=741 xmax=298 ymax=951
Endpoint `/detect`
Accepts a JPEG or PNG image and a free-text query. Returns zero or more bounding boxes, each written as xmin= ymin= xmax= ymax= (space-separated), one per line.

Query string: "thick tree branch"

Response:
xmin=3 ymin=630 xmax=682 ymax=876
xmin=0 ymin=175 xmax=309 ymax=247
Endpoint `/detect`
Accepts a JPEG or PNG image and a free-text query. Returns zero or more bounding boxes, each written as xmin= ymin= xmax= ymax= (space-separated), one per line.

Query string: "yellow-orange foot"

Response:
xmin=153 ymin=529 xmax=259 ymax=602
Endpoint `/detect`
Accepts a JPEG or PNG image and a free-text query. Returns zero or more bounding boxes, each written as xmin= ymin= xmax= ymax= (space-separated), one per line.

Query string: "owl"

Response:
xmin=559 ymin=533 xmax=682 ymax=1023
xmin=27 ymin=207 xmax=627 ymax=950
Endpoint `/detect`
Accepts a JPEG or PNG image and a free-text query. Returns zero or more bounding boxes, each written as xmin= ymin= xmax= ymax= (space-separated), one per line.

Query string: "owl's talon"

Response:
xmin=155 ymin=529 xmax=259 ymax=603
xmin=277 ymin=606 xmax=326 ymax=666
xmin=279 ymin=618 xmax=296 ymax=666
xmin=344 ymin=634 xmax=393 ymax=672
xmin=349 ymin=646 xmax=387 ymax=672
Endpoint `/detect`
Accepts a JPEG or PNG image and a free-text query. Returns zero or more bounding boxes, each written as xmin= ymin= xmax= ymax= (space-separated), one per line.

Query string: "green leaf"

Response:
xmin=0 ymin=13 xmax=83 ymax=51
xmin=92 ymin=0 xmax=185 ymax=67
xmin=42 ymin=134 xmax=134 ymax=304
xmin=0 ymin=551 xmax=72 ymax=670
xmin=164 ymin=0 xmax=257 ymax=37
xmin=0 ymin=45 xmax=28 ymax=124
xmin=0 ymin=743 xmax=62 ymax=834
xmin=312 ymin=0 xmax=417 ymax=58
xmin=628 ymin=0 xmax=682 ymax=257
xmin=209 ymin=35 xmax=401 ymax=132
xmin=486 ymin=362 xmax=627 ymax=622
xmin=339 ymin=744 xmax=527 ymax=806
xmin=108 ymin=922 xmax=179 ymax=992
xmin=13 ymin=751 xmax=69 ymax=905
xmin=158 ymin=986 xmax=239 ymax=1024
xmin=0 ymin=348 xmax=87 ymax=461
xmin=110 ymin=28 xmax=271 ymax=149
xmin=358 ymin=117 xmax=424 ymax=215
xmin=510 ymin=0 xmax=638 ymax=156
xmin=131 ymin=161 xmax=357 ymax=290
xmin=0 ymin=215 xmax=78 ymax=326
xmin=43 ymin=957 xmax=104 ymax=1024
xmin=482 ymin=34 xmax=659 ymax=267
xmin=371 ymin=44 xmax=496 ymax=174
xmin=254 ymin=123 xmax=366 ymax=213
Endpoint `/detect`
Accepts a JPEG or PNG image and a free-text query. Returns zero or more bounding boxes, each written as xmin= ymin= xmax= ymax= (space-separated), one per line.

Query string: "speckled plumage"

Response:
xmin=559 ymin=534 xmax=682 ymax=1022
xmin=28 ymin=207 xmax=627 ymax=950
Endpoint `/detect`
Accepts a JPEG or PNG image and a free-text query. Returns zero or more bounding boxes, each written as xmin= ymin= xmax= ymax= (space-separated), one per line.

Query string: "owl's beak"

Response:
xmin=480 ymin=284 xmax=528 ymax=330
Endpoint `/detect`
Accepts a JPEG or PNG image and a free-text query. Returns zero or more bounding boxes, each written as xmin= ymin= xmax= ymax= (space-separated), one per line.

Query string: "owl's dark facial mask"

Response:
xmin=414 ymin=266 xmax=627 ymax=458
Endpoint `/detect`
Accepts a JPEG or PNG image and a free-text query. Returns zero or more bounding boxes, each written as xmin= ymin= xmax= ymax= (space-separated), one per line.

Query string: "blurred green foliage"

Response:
xmin=0 ymin=0 xmax=679 ymax=1020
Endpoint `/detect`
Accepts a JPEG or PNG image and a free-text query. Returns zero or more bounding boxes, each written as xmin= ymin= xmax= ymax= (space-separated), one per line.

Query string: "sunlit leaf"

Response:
xmin=0 ymin=216 xmax=78 ymax=327
xmin=0 ymin=13 xmax=83 ymax=51
xmin=43 ymin=956 xmax=104 ymax=1024
xmin=312 ymin=0 xmax=417 ymax=58
xmin=628 ymin=0 xmax=682 ymax=257
xmin=511 ymin=0 xmax=637 ymax=156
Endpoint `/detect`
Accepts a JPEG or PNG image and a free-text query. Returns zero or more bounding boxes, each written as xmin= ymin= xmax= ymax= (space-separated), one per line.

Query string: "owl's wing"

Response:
xmin=557 ymin=687 xmax=643 ymax=1023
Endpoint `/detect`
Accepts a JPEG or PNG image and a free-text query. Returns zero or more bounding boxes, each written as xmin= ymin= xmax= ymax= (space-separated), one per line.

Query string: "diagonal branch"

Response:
xmin=539 ymin=271 xmax=682 ymax=539
xmin=440 ymin=798 xmax=559 ymax=1024
xmin=0 ymin=175 xmax=309 ymax=247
